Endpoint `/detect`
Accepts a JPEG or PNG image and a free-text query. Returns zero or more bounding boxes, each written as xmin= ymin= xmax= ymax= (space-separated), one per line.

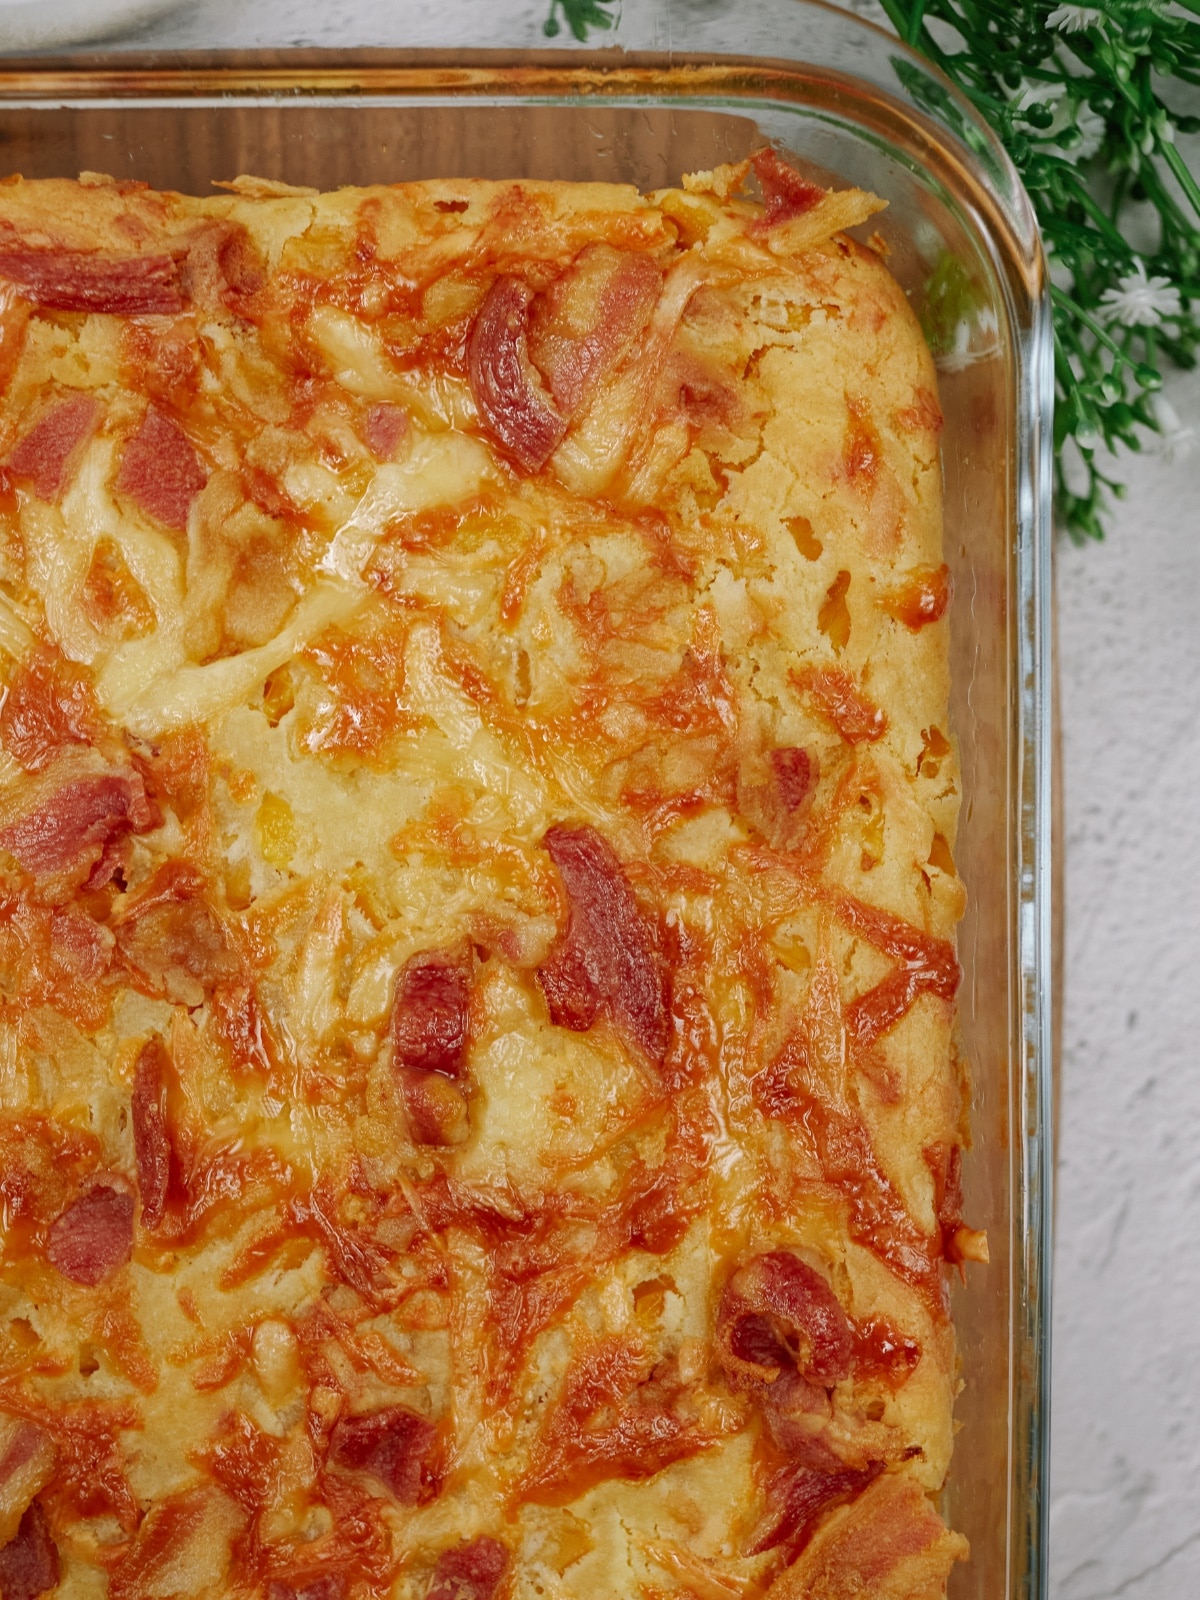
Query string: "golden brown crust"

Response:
xmin=0 ymin=158 xmax=969 ymax=1600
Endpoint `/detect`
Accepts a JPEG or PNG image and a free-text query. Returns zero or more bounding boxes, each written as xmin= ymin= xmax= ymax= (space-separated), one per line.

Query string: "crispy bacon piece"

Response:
xmin=669 ymin=349 xmax=743 ymax=434
xmin=792 ymin=668 xmax=887 ymax=744
xmin=0 ymin=1396 xmax=139 ymax=1533
xmin=0 ymin=647 xmax=100 ymax=773
xmin=749 ymin=1460 xmax=883 ymax=1556
xmin=752 ymin=149 xmax=826 ymax=229
xmin=762 ymin=1471 xmax=966 ymax=1600
xmin=528 ymin=244 xmax=661 ymax=416
xmin=0 ymin=1424 xmax=46 ymax=1486
xmin=468 ymin=276 xmax=566 ymax=471
xmin=0 ymin=246 xmax=182 ymax=316
xmin=180 ymin=220 xmax=265 ymax=313
xmin=0 ymin=1501 xmax=59 ymax=1600
xmin=392 ymin=952 xmax=471 ymax=1077
xmin=8 ymin=394 xmax=99 ymax=501
xmin=113 ymin=860 xmax=240 ymax=1005
xmin=131 ymin=1038 xmax=172 ymax=1230
xmin=46 ymin=1182 xmax=134 ymax=1286
xmin=535 ymin=939 xmax=599 ymax=1034
xmin=268 ymin=1577 xmax=344 ymax=1600
xmin=0 ymin=1419 xmax=55 ymax=1548
xmin=756 ymin=1369 xmax=840 ymax=1464
xmin=116 ymin=405 xmax=206 ymax=532
xmin=327 ymin=1407 xmax=437 ymax=1505
xmin=426 ymin=1537 xmax=509 ymax=1600
xmin=0 ymin=1114 xmax=100 ymax=1245
xmin=716 ymin=1252 xmax=852 ymax=1390
xmin=391 ymin=950 xmax=472 ymax=1146
xmin=771 ymin=747 xmax=818 ymax=813
xmin=738 ymin=744 xmax=819 ymax=852
xmin=0 ymin=772 xmax=156 ymax=879
xmin=361 ymin=402 xmax=408 ymax=461
xmin=0 ymin=295 xmax=30 ymax=401
xmin=396 ymin=1069 xmax=469 ymax=1147
xmin=537 ymin=823 xmax=667 ymax=1064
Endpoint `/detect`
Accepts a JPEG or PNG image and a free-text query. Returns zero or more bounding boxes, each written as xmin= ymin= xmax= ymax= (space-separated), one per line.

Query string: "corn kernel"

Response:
xmin=658 ymin=189 xmax=720 ymax=245
xmin=256 ymin=791 xmax=296 ymax=871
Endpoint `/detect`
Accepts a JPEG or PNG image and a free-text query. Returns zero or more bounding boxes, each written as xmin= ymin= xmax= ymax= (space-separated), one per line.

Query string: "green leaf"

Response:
xmin=883 ymin=0 xmax=1200 ymax=540
xmin=543 ymin=0 xmax=616 ymax=42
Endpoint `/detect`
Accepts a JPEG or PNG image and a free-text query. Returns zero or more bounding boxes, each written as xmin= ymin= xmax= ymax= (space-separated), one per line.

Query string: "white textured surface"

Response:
xmin=0 ymin=0 xmax=179 ymax=51
xmin=15 ymin=2 xmax=1200 ymax=1593
xmin=1052 ymin=360 xmax=1200 ymax=1600
xmin=101 ymin=0 xmax=555 ymax=48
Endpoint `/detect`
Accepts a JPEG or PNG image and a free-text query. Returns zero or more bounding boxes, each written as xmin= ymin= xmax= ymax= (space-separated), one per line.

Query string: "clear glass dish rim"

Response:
xmin=0 ymin=10 xmax=1055 ymax=1596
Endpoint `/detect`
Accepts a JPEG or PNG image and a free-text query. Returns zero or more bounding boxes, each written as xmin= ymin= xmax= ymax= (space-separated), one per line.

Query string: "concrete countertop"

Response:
xmin=1052 ymin=357 xmax=1200 ymax=1600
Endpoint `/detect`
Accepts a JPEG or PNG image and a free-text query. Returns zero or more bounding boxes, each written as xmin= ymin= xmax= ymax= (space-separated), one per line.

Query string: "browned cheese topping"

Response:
xmin=0 ymin=152 xmax=978 ymax=1600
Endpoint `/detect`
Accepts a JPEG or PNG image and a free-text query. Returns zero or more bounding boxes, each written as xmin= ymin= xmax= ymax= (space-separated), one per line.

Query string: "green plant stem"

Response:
xmin=1063 ymin=177 xmax=1136 ymax=255
xmin=905 ymin=0 xmax=928 ymax=46
xmin=879 ymin=0 xmax=1199 ymax=540
xmin=876 ymin=0 xmax=956 ymax=77
xmin=1052 ymin=289 xmax=1133 ymax=367
xmin=1159 ymin=139 xmax=1200 ymax=227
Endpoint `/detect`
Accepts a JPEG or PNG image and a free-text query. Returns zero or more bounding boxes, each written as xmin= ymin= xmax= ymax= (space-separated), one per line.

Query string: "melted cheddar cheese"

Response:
xmin=0 ymin=156 xmax=974 ymax=1600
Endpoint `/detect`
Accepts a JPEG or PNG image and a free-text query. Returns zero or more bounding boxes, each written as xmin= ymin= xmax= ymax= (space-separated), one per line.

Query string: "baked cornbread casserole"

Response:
xmin=0 ymin=151 xmax=982 ymax=1600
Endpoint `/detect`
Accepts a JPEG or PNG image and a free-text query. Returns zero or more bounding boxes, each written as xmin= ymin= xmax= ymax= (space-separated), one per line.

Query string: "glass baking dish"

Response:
xmin=0 ymin=6 xmax=1054 ymax=1596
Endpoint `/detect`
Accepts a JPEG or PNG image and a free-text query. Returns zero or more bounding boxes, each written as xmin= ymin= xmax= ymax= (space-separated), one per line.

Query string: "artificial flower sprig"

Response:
xmin=543 ymin=0 xmax=617 ymax=40
xmin=876 ymin=0 xmax=1200 ymax=540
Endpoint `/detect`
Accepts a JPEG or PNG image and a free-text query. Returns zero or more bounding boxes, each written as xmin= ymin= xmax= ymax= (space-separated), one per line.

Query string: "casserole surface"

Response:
xmin=0 ymin=158 xmax=976 ymax=1599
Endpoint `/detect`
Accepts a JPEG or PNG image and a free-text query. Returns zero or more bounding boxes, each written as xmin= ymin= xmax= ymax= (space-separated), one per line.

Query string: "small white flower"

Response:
xmin=1148 ymin=395 xmax=1195 ymax=464
xmin=1073 ymin=104 xmax=1106 ymax=160
xmin=1047 ymin=5 xmax=1103 ymax=32
xmin=1099 ymin=260 xmax=1182 ymax=327
xmin=1011 ymin=79 xmax=1066 ymax=118
xmin=1047 ymin=102 xmax=1105 ymax=161
xmin=1017 ymin=73 xmax=1104 ymax=163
